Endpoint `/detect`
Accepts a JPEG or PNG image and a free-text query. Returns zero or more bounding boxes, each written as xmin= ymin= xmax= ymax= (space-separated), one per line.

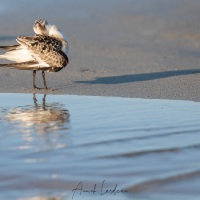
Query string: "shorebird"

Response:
xmin=0 ymin=19 xmax=69 ymax=89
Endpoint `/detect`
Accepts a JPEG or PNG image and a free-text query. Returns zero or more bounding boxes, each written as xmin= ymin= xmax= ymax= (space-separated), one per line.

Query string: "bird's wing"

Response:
xmin=0 ymin=44 xmax=20 ymax=51
xmin=0 ymin=35 xmax=68 ymax=71
xmin=17 ymin=35 xmax=68 ymax=69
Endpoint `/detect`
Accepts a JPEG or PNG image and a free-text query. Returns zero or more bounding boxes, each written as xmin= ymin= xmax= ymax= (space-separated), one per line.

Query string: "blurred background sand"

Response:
xmin=1 ymin=0 xmax=200 ymax=100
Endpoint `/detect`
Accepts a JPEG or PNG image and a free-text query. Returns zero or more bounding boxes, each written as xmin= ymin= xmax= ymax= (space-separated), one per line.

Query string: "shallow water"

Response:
xmin=0 ymin=93 xmax=200 ymax=200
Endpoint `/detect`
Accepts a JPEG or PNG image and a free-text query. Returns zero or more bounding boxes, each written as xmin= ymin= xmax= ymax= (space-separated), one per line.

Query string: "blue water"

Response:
xmin=0 ymin=93 xmax=200 ymax=200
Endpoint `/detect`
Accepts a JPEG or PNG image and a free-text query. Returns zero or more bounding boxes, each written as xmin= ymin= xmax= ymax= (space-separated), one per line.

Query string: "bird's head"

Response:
xmin=33 ymin=19 xmax=51 ymax=35
xmin=33 ymin=19 xmax=69 ymax=54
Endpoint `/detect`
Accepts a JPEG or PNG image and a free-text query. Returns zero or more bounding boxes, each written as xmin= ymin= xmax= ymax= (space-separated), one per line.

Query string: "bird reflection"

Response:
xmin=6 ymin=93 xmax=70 ymax=134
xmin=4 ymin=93 xmax=70 ymax=150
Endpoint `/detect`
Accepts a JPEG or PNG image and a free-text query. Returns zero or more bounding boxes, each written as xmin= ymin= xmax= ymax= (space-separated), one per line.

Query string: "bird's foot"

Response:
xmin=34 ymin=86 xmax=55 ymax=91
xmin=34 ymin=86 xmax=44 ymax=90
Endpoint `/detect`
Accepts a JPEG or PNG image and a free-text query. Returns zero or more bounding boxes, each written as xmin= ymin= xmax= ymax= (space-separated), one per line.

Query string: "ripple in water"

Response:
xmin=0 ymin=93 xmax=200 ymax=200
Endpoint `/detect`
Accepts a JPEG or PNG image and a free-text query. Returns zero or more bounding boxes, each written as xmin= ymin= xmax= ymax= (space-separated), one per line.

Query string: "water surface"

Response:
xmin=0 ymin=93 xmax=200 ymax=200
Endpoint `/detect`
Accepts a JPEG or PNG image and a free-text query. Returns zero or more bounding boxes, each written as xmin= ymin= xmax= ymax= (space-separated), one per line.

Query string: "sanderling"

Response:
xmin=0 ymin=19 xmax=69 ymax=90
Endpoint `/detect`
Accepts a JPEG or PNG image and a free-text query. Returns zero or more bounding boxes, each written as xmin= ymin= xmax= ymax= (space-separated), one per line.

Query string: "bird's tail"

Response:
xmin=0 ymin=61 xmax=51 ymax=71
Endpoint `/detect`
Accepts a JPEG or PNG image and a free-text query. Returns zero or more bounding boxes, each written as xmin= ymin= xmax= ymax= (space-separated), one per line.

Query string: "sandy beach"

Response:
xmin=1 ymin=0 xmax=200 ymax=101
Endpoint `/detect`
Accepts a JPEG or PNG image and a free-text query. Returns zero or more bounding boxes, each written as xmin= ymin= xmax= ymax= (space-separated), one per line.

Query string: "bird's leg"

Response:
xmin=33 ymin=70 xmax=43 ymax=90
xmin=42 ymin=94 xmax=47 ymax=110
xmin=33 ymin=93 xmax=38 ymax=110
xmin=42 ymin=71 xmax=48 ymax=89
xmin=33 ymin=70 xmax=37 ymax=89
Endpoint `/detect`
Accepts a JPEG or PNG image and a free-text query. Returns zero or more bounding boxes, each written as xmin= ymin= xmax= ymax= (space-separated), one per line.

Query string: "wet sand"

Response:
xmin=1 ymin=0 xmax=200 ymax=101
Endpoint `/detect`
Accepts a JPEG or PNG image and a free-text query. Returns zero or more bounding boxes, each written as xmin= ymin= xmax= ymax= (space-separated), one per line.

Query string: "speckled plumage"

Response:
xmin=17 ymin=35 xmax=68 ymax=72
xmin=0 ymin=19 xmax=69 ymax=89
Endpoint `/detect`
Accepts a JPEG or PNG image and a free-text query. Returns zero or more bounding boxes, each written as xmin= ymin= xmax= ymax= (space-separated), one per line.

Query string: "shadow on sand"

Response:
xmin=75 ymin=69 xmax=200 ymax=85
